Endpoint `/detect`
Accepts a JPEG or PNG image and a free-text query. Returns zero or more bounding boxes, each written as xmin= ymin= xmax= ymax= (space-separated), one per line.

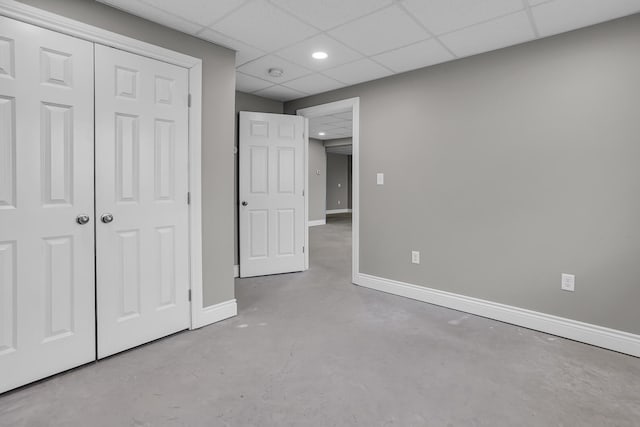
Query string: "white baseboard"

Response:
xmin=233 ymin=264 xmax=239 ymax=278
xmin=193 ymin=299 xmax=237 ymax=329
xmin=355 ymin=273 xmax=640 ymax=357
xmin=308 ymin=219 xmax=326 ymax=227
xmin=326 ymin=209 xmax=352 ymax=214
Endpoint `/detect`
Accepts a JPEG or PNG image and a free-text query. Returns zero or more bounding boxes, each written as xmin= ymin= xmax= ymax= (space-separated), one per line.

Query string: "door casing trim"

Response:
xmin=297 ymin=98 xmax=360 ymax=281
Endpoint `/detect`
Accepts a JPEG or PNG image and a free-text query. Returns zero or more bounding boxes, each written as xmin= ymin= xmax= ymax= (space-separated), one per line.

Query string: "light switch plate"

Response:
xmin=561 ymin=273 xmax=575 ymax=292
xmin=377 ymin=173 xmax=384 ymax=185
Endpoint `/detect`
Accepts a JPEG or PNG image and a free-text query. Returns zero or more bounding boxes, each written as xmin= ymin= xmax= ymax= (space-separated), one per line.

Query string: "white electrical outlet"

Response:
xmin=377 ymin=173 xmax=384 ymax=185
xmin=561 ymin=273 xmax=575 ymax=292
xmin=411 ymin=251 xmax=420 ymax=264
xmin=338 ymin=183 xmax=341 ymax=188
xmin=337 ymin=200 xmax=341 ymax=205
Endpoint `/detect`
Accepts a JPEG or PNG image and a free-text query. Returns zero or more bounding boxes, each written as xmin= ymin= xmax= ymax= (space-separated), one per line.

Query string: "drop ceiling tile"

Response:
xmin=283 ymin=73 xmax=346 ymax=94
xmin=254 ymin=85 xmax=308 ymax=102
xmin=236 ymin=72 xmax=274 ymax=93
xmin=198 ymin=29 xmax=265 ymax=65
xmin=328 ymin=6 xmax=429 ymax=56
xmin=276 ymin=34 xmax=363 ymax=71
xmin=439 ymin=11 xmax=535 ymax=57
xmin=333 ymin=112 xmax=354 ymax=120
xmin=372 ymin=39 xmax=454 ymax=73
xmin=402 ymin=0 xmax=524 ymax=35
xmin=314 ymin=116 xmax=342 ymax=125
xmin=145 ymin=0 xmax=246 ymax=26
xmin=98 ymin=0 xmax=202 ymax=34
xmin=271 ymin=0 xmax=393 ymax=30
xmin=211 ymin=0 xmax=319 ymax=52
xmin=322 ymin=119 xmax=344 ymax=127
xmin=237 ymin=55 xmax=312 ymax=84
xmin=323 ymin=59 xmax=393 ymax=85
xmin=323 ymin=122 xmax=349 ymax=131
xmin=532 ymin=0 xmax=640 ymax=37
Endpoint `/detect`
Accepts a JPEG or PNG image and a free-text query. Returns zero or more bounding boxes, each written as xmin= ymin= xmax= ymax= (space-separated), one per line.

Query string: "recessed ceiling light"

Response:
xmin=268 ymin=68 xmax=283 ymax=77
xmin=312 ymin=51 xmax=328 ymax=60
xmin=318 ymin=132 xmax=326 ymax=136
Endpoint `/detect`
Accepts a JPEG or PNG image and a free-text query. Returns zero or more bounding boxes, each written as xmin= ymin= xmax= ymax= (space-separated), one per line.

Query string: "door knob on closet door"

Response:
xmin=101 ymin=213 xmax=114 ymax=224
xmin=242 ymin=201 xmax=248 ymax=206
xmin=76 ymin=214 xmax=90 ymax=225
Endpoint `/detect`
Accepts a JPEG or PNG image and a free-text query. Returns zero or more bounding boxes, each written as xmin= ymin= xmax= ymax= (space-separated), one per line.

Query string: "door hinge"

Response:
xmin=188 ymin=289 xmax=192 ymax=302
xmin=302 ymin=189 xmax=305 ymax=197
xmin=303 ymin=246 xmax=305 ymax=254
xmin=187 ymin=192 xmax=191 ymax=205
xmin=188 ymin=94 xmax=192 ymax=108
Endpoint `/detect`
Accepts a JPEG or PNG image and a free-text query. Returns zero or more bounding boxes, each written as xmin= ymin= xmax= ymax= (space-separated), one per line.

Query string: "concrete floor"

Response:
xmin=1 ymin=215 xmax=639 ymax=426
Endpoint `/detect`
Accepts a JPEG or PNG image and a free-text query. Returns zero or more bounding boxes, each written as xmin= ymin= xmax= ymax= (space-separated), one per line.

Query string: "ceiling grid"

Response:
xmin=97 ymin=0 xmax=640 ymax=101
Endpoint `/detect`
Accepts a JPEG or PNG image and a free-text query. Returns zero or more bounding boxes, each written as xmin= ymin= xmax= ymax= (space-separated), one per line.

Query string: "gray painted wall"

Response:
xmin=308 ymin=138 xmax=327 ymax=222
xmin=234 ymin=92 xmax=283 ymax=265
xmin=286 ymin=14 xmax=640 ymax=335
xmin=326 ymin=153 xmax=350 ymax=211
xmin=18 ymin=0 xmax=237 ymax=307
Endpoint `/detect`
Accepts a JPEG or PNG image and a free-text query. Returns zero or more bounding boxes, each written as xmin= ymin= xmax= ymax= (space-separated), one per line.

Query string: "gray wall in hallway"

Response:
xmin=286 ymin=14 xmax=640 ymax=335
xmin=326 ymin=153 xmax=350 ymax=211
xmin=234 ymin=92 xmax=284 ymax=265
xmin=308 ymin=138 xmax=327 ymax=222
xmin=17 ymin=0 xmax=237 ymax=307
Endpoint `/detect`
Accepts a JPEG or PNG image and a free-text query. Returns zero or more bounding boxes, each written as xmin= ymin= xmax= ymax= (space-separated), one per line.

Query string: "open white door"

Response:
xmin=0 ymin=17 xmax=95 ymax=393
xmin=94 ymin=45 xmax=190 ymax=359
xmin=239 ymin=112 xmax=306 ymax=278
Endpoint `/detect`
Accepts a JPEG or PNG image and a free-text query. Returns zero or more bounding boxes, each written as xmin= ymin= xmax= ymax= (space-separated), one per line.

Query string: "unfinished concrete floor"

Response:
xmin=1 ymin=215 xmax=639 ymax=426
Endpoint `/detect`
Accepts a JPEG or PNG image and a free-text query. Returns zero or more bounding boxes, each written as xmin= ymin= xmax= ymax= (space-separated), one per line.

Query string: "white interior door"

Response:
xmin=95 ymin=45 xmax=190 ymax=359
xmin=0 ymin=17 xmax=95 ymax=393
xmin=239 ymin=112 xmax=306 ymax=278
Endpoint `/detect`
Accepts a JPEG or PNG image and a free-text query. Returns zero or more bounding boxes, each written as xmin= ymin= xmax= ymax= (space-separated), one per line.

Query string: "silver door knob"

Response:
xmin=242 ymin=201 xmax=248 ymax=206
xmin=76 ymin=214 xmax=90 ymax=225
xmin=101 ymin=213 xmax=114 ymax=224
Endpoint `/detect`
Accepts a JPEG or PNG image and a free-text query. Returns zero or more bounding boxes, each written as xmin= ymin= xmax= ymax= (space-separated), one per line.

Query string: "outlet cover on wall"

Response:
xmin=411 ymin=251 xmax=420 ymax=264
xmin=561 ymin=273 xmax=575 ymax=292
xmin=377 ymin=173 xmax=384 ymax=185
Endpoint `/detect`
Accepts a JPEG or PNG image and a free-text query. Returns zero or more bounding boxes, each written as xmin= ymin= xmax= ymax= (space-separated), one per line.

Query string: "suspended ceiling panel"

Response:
xmin=309 ymin=113 xmax=352 ymax=141
xmin=97 ymin=0 xmax=640 ymax=101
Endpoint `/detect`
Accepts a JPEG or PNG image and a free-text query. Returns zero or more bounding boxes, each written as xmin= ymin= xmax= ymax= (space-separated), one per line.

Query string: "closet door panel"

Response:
xmin=95 ymin=45 xmax=190 ymax=359
xmin=0 ymin=16 xmax=95 ymax=394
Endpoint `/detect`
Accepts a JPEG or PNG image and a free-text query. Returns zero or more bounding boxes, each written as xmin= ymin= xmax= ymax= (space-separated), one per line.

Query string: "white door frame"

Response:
xmin=296 ymin=98 xmax=360 ymax=282
xmin=0 ymin=0 xmax=212 ymax=330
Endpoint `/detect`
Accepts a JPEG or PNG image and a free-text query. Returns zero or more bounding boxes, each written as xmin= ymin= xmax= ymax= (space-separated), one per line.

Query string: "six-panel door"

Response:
xmin=94 ymin=45 xmax=191 ymax=359
xmin=0 ymin=17 xmax=96 ymax=394
xmin=239 ymin=112 xmax=306 ymax=278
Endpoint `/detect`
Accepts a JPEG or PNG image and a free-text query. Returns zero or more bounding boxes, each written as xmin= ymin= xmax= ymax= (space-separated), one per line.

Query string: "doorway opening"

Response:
xmin=297 ymin=98 xmax=360 ymax=283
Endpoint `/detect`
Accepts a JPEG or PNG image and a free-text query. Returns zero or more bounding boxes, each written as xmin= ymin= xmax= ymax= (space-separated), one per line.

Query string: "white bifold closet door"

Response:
xmin=0 ymin=17 xmax=95 ymax=393
xmin=94 ymin=45 xmax=190 ymax=359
